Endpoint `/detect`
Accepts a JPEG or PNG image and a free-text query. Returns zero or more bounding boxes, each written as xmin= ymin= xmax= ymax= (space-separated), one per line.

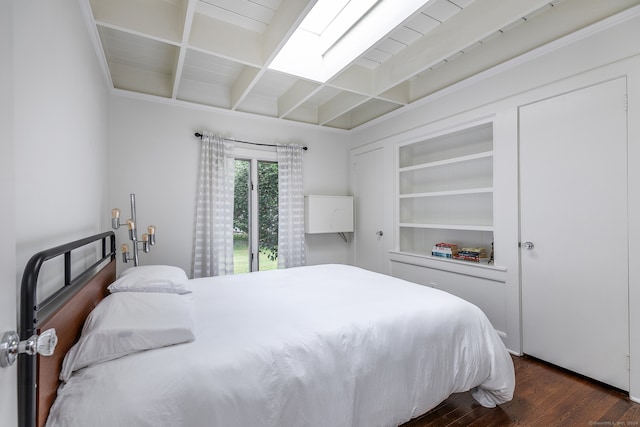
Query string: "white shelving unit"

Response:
xmin=396 ymin=121 xmax=494 ymax=263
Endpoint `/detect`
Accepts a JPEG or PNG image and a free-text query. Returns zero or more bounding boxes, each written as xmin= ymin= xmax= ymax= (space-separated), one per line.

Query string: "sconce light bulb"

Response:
xmin=127 ymin=220 xmax=136 ymax=230
xmin=111 ymin=208 xmax=121 ymax=219
xmin=148 ymin=225 xmax=156 ymax=235
xmin=142 ymin=234 xmax=151 ymax=253
xmin=121 ymin=244 xmax=129 ymax=254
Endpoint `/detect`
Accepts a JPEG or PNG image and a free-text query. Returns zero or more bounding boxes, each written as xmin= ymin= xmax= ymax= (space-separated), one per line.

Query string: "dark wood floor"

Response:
xmin=402 ymin=355 xmax=640 ymax=426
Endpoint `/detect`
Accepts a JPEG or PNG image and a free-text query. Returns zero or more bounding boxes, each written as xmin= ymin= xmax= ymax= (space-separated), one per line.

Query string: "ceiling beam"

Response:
xmin=171 ymin=0 xmax=198 ymax=99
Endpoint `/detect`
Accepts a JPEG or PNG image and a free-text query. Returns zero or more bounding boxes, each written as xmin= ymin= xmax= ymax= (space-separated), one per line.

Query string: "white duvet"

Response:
xmin=46 ymin=264 xmax=514 ymax=427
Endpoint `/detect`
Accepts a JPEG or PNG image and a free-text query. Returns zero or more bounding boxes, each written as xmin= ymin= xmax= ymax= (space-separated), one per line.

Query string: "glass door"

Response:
xmin=233 ymin=159 xmax=278 ymax=273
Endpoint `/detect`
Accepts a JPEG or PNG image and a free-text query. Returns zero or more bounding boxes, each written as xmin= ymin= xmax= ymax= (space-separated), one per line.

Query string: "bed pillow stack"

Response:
xmin=60 ymin=265 xmax=194 ymax=382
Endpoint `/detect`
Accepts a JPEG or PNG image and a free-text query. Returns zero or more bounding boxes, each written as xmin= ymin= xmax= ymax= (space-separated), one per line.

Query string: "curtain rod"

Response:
xmin=194 ymin=132 xmax=308 ymax=151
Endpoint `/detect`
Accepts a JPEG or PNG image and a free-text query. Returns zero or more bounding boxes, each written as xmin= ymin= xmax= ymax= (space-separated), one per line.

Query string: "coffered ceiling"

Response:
xmin=81 ymin=0 xmax=639 ymax=130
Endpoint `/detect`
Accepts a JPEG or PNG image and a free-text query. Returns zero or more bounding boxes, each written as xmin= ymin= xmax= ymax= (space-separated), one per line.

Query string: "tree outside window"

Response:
xmin=233 ymin=160 xmax=278 ymax=273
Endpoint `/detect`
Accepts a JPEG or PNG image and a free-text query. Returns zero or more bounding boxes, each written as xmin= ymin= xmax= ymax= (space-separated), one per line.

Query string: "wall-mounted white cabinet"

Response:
xmin=397 ymin=121 xmax=494 ymax=262
xmin=305 ymin=195 xmax=354 ymax=234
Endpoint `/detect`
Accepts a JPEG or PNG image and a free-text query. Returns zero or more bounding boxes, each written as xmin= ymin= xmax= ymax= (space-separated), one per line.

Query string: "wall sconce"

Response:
xmin=0 ymin=329 xmax=57 ymax=368
xmin=111 ymin=193 xmax=156 ymax=266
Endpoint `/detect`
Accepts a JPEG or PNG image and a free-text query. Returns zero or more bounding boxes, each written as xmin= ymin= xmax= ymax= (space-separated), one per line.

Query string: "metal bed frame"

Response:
xmin=18 ymin=231 xmax=115 ymax=427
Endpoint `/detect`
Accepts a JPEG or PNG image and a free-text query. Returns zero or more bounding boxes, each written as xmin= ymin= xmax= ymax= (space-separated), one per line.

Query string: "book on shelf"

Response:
xmin=431 ymin=242 xmax=459 ymax=258
xmin=462 ymin=247 xmax=487 ymax=256
xmin=453 ymin=254 xmax=480 ymax=262
xmin=432 ymin=251 xmax=453 ymax=258
xmin=452 ymin=247 xmax=487 ymax=262
xmin=431 ymin=243 xmax=490 ymax=263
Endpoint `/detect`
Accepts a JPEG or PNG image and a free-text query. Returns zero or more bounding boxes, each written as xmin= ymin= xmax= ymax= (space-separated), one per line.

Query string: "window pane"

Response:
xmin=258 ymin=161 xmax=278 ymax=271
xmin=233 ymin=159 xmax=250 ymax=274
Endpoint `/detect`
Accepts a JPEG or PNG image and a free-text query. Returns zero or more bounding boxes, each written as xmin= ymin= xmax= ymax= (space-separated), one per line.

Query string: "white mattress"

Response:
xmin=46 ymin=264 xmax=514 ymax=427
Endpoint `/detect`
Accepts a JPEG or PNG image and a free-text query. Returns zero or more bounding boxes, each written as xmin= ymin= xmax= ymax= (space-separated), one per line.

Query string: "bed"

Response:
xmin=19 ymin=233 xmax=514 ymax=427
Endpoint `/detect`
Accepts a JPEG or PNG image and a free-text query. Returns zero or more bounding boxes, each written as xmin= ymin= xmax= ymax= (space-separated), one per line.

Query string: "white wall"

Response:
xmin=14 ymin=1 xmax=111 ymax=278
xmin=1 ymin=2 xmax=17 ymax=426
xmin=2 ymin=1 xmax=111 ymax=425
xmin=109 ymin=96 xmax=352 ymax=275
xmin=350 ymin=6 xmax=640 ymax=401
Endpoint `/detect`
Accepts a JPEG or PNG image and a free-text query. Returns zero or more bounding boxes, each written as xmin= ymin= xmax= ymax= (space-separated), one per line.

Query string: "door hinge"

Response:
xmin=626 ymin=354 xmax=630 ymax=371
xmin=625 ymin=93 xmax=628 ymax=112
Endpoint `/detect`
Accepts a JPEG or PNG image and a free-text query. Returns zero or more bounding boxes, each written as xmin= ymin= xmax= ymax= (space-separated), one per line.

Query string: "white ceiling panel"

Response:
xmin=376 ymin=38 xmax=409 ymax=56
xmin=250 ymin=70 xmax=299 ymax=98
xmin=390 ymin=24 xmax=427 ymax=46
xmin=362 ymin=49 xmax=393 ymax=66
xmin=237 ymin=91 xmax=279 ymax=116
xmin=450 ymin=0 xmax=475 ymax=7
xmin=405 ymin=12 xmax=441 ymax=35
xmin=177 ymin=78 xmax=231 ymax=108
xmin=354 ymin=57 xmax=380 ymax=69
xmin=252 ymin=0 xmax=281 ymax=10
xmin=304 ymin=86 xmax=341 ymax=107
xmin=181 ymin=49 xmax=244 ymax=86
xmin=422 ymin=0 xmax=463 ymax=22
xmin=197 ymin=0 xmax=281 ymax=32
xmin=98 ymin=26 xmax=177 ymax=74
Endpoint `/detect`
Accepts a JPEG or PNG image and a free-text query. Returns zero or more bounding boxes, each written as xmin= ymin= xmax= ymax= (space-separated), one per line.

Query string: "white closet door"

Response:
xmin=354 ymin=148 xmax=385 ymax=273
xmin=519 ymin=78 xmax=628 ymax=390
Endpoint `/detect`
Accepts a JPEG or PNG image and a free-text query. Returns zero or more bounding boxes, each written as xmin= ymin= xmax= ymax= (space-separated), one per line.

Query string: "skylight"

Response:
xmin=269 ymin=0 xmax=430 ymax=83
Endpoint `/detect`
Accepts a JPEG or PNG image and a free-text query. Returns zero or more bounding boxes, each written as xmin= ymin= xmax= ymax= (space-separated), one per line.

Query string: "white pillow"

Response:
xmin=108 ymin=265 xmax=191 ymax=294
xmin=60 ymin=292 xmax=195 ymax=382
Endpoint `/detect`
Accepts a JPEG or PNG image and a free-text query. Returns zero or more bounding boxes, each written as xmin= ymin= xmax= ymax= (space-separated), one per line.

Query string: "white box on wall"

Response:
xmin=305 ymin=195 xmax=354 ymax=234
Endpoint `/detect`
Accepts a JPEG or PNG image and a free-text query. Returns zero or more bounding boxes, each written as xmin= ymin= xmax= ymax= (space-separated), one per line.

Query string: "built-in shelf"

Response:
xmin=399 ymin=187 xmax=494 ymax=198
xmin=396 ymin=121 xmax=494 ymax=261
xmin=399 ymin=223 xmax=494 ymax=231
xmin=398 ymin=151 xmax=494 ymax=173
xmin=389 ymin=250 xmax=506 ymax=282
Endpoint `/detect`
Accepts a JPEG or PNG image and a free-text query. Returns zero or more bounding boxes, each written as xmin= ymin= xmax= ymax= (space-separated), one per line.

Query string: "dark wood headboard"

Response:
xmin=18 ymin=232 xmax=116 ymax=427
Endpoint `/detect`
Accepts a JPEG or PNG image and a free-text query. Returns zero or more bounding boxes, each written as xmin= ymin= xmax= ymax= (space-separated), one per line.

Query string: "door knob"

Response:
xmin=0 ymin=328 xmax=58 ymax=368
xmin=521 ymin=241 xmax=534 ymax=250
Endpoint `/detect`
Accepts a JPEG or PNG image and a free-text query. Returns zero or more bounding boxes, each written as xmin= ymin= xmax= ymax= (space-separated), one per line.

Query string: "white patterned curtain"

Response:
xmin=192 ymin=132 xmax=235 ymax=278
xmin=276 ymin=144 xmax=306 ymax=268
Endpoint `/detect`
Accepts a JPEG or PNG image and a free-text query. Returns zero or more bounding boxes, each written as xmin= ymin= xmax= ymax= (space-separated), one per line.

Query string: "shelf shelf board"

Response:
xmin=399 ymin=187 xmax=493 ymax=198
xmin=389 ymin=250 xmax=507 ymax=279
xmin=399 ymin=223 xmax=494 ymax=232
xmin=398 ymin=151 xmax=493 ymax=173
